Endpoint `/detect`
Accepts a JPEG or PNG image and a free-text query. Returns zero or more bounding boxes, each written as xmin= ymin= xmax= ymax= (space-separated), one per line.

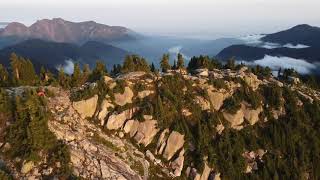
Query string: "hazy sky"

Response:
xmin=1 ymin=0 xmax=319 ymax=39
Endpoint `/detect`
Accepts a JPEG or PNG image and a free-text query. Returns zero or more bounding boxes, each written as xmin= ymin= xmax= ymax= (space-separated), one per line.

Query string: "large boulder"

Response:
xmin=138 ymin=90 xmax=154 ymax=99
xmin=73 ymin=95 xmax=98 ymax=119
xmin=163 ymin=131 xmax=185 ymax=160
xmin=21 ymin=161 xmax=35 ymax=174
xmin=97 ymin=98 xmax=114 ymax=126
xmin=244 ymin=73 xmax=261 ymax=91
xmin=118 ymin=71 xmax=146 ymax=80
xmin=134 ymin=120 xmax=159 ymax=146
xmin=195 ymin=96 xmax=211 ymax=111
xmin=223 ymin=108 xmax=244 ymax=129
xmin=243 ymin=106 xmax=263 ymax=125
xmin=106 ymin=108 xmax=137 ymax=130
xmin=129 ymin=120 xmax=140 ymax=137
xmin=123 ymin=119 xmax=135 ymax=134
xmin=104 ymin=76 xmax=113 ymax=84
xmin=155 ymin=129 xmax=169 ymax=155
xmin=171 ymin=149 xmax=185 ymax=177
xmin=200 ymin=163 xmax=212 ymax=180
xmin=207 ymin=90 xmax=230 ymax=111
xmin=114 ymin=87 xmax=134 ymax=106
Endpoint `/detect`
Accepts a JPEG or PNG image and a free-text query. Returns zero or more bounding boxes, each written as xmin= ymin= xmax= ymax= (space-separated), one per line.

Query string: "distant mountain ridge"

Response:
xmin=217 ymin=45 xmax=320 ymax=63
xmin=261 ymin=24 xmax=320 ymax=47
xmin=0 ymin=39 xmax=129 ymax=71
xmin=0 ymin=18 xmax=136 ymax=45
xmin=217 ymin=24 xmax=320 ymax=64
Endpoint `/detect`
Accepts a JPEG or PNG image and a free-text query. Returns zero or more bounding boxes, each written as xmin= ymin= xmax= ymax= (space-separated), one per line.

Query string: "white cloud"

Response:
xmin=239 ymin=35 xmax=310 ymax=49
xmin=253 ymin=55 xmax=316 ymax=74
xmin=168 ymin=45 xmax=190 ymax=60
xmin=56 ymin=60 xmax=74 ymax=75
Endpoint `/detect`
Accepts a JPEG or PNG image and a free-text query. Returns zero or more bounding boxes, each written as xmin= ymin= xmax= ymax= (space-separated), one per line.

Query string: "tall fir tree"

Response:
xmin=90 ymin=61 xmax=106 ymax=82
xmin=160 ymin=53 xmax=171 ymax=73
xmin=177 ymin=53 xmax=184 ymax=69
xmin=0 ymin=64 xmax=9 ymax=87
xmin=172 ymin=60 xmax=177 ymax=70
xmin=150 ymin=63 xmax=156 ymax=73
xmin=71 ymin=63 xmax=82 ymax=87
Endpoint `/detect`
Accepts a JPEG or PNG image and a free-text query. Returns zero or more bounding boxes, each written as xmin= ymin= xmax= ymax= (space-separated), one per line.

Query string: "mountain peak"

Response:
xmin=0 ymin=18 xmax=136 ymax=44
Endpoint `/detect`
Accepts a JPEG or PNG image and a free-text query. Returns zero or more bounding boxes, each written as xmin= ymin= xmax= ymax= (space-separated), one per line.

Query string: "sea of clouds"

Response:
xmin=239 ymin=34 xmax=310 ymax=49
xmin=239 ymin=55 xmax=318 ymax=75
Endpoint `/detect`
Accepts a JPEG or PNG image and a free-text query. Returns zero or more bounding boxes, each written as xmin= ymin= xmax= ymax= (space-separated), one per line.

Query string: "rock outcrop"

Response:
xmin=244 ymin=73 xmax=261 ymax=91
xmin=97 ymin=97 xmax=114 ymax=126
xmin=114 ymin=87 xmax=134 ymax=106
xmin=243 ymin=106 xmax=263 ymax=125
xmin=223 ymin=108 xmax=244 ymax=129
xmin=134 ymin=120 xmax=159 ymax=146
xmin=138 ymin=90 xmax=154 ymax=99
xmin=73 ymin=95 xmax=98 ymax=119
xmin=170 ymin=149 xmax=185 ymax=177
xmin=163 ymin=131 xmax=185 ymax=160
xmin=155 ymin=129 xmax=170 ymax=155
xmin=47 ymin=88 xmax=143 ymax=180
xmin=106 ymin=108 xmax=137 ymax=130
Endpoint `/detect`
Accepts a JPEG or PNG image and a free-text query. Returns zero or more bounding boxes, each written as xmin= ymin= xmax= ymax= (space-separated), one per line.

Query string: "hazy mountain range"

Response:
xmin=0 ymin=18 xmax=320 ymax=75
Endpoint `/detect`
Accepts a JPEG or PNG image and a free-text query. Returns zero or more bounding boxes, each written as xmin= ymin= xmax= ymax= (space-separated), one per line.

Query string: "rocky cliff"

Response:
xmin=1 ymin=66 xmax=320 ymax=179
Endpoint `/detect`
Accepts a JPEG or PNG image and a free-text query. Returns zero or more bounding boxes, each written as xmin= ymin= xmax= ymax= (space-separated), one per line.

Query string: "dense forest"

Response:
xmin=0 ymin=52 xmax=320 ymax=179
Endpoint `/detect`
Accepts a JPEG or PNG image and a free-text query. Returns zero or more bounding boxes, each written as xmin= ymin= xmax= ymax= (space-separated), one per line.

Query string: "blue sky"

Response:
xmin=1 ymin=0 xmax=319 ymax=39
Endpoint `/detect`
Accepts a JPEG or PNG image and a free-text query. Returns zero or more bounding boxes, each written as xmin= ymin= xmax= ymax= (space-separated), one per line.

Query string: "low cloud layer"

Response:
xmin=239 ymin=34 xmax=310 ymax=49
xmin=240 ymin=55 xmax=317 ymax=74
xmin=168 ymin=45 xmax=190 ymax=60
xmin=56 ymin=60 xmax=74 ymax=75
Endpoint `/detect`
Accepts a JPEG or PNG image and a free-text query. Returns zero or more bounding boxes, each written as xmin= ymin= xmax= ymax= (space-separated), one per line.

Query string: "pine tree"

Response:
xmin=10 ymin=53 xmax=21 ymax=85
xmin=160 ymin=53 xmax=171 ymax=73
xmin=226 ymin=58 xmax=236 ymax=70
xmin=150 ymin=63 xmax=156 ymax=72
xmin=58 ymin=67 xmax=69 ymax=88
xmin=0 ymin=64 xmax=9 ymax=87
xmin=172 ymin=60 xmax=177 ymax=70
xmin=82 ymin=64 xmax=90 ymax=84
xmin=177 ymin=53 xmax=184 ymax=69
xmin=90 ymin=61 xmax=106 ymax=82
xmin=40 ymin=66 xmax=46 ymax=83
xmin=71 ymin=63 xmax=82 ymax=87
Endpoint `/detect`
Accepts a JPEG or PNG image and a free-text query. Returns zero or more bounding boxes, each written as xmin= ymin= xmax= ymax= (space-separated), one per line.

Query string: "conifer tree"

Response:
xmin=160 ymin=53 xmax=171 ymax=73
xmin=58 ymin=67 xmax=69 ymax=88
xmin=71 ymin=63 xmax=82 ymax=87
xmin=90 ymin=61 xmax=106 ymax=82
xmin=172 ymin=60 xmax=177 ymax=70
xmin=10 ymin=53 xmax=21 ymax=85
xmin=0 ymin=64 xmax=9 ymax=87
xmin=150 ymin=63 xmax=156 ymax=72
xmin=177 ymin=53 xmax=184 ymax=69
xmin=82 ymin=64 xmax=90 ymax=84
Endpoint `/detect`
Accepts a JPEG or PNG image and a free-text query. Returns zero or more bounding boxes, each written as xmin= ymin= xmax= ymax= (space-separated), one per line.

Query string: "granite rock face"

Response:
xmin=73 ymin=95 xmax=98 ymax=119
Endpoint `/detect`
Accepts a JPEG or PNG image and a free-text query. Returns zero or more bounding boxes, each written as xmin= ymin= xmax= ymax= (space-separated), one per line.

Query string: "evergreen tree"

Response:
xmin=58 ymin=67 xmax=69 ymax=89
xmin=40 ymin=66 xmax=47 ymax=83
xmin=10 ymin=53 xmax=21 ymax=85
xmin=82 ymin=64 xmax=90 ymax=84
xmin=71 ymin=63 xmax=82 ymax=87
xmin=225 ymin=58 xmax=236 ymax=70
xmin=277 ymin=67 xmax=282 ymax=77
xmin=150 ymin=63 xmax=156 ymax=73
xmin=177 ymin=53 xmax=184 ymax=69
xmin=172 ymin=60 xmax=177 ymax=70
xmin=121 ymin=55 xmax=150 ymax=73
xmin=89 ymin=61 xmax=106 ymax=82
xmin=160 ymin=53 xmax=171 ymax=72
xmin=0 ymin=64 xmax=9 ymax=87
